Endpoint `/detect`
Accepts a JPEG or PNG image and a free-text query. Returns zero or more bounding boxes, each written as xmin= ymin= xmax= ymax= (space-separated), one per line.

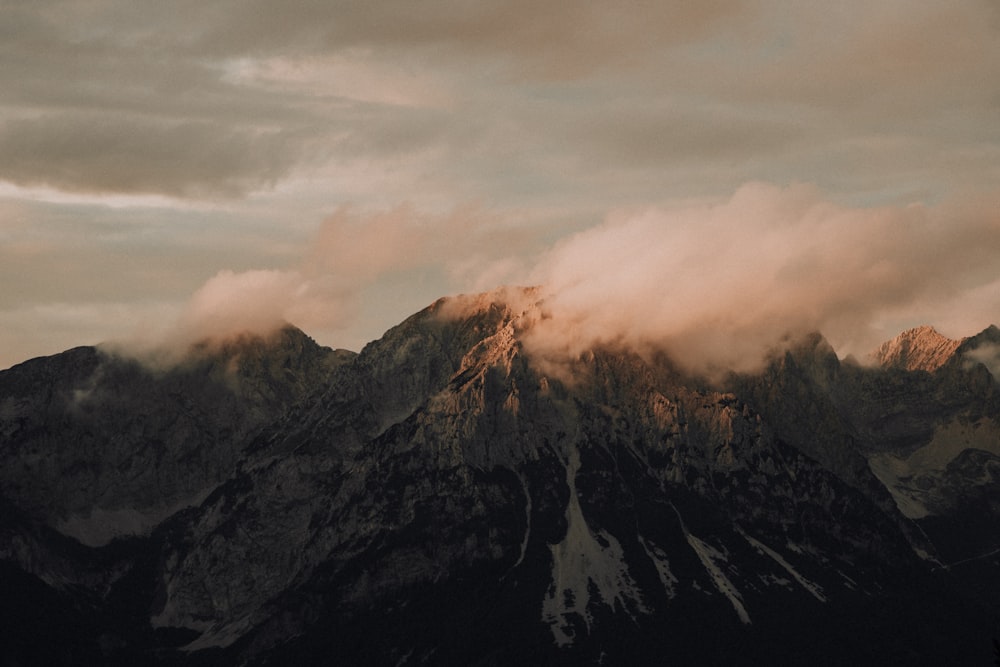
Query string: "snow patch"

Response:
xmin=909 ymin=419 xmax=1000 ymax=469
xmin=511 ymin=472 xmax=532 ymax=570
xmin=868 ymin=453 xmax=932 ymax=520
xmin=738 ymin=528 xmax=826 ymax=602
xmin=837 ymin=570 xmax=861 ymax=592
xmin=685 ymin=533 xmax=751 ymax=625
xmin=542 ymin=445 xmax=647 ymax=646
xmin=757 ymin=573 xmax=793 ymax=590
xmin=672 ymin=505 xmax=751 ymax=624
xmin=868 ymin=418 xmax=1000 ymax=519
xmin=638 ymin=534 xmax=678 ymax=599
xmin=181 ymin=616 xmax=253 ymax=651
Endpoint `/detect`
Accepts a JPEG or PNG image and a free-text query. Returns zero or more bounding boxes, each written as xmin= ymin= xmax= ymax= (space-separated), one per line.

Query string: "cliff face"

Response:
xmin=0 ymin=326 xmax=351 ymax=546
xmin=869 ymin=325 xmax=963 ymax=372
xmin=1 ymin=292 xmax=999 ymax=665
xmin=733 ymin=324 xmax=1000 ymax=562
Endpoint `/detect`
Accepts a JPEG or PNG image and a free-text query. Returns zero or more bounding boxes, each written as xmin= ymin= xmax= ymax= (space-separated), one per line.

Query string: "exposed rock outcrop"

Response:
xmin=0 ymin=325 xmax=351 ymax=546
xmin=1 ymin=291 xmax=998 ymax=665
xmin=869 ymin=325 xmax=963 ymax=372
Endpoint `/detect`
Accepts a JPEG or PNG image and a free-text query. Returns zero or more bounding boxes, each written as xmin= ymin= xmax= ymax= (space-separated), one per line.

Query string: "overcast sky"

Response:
xmin=2 ymin=1 xmax=999 ymax=370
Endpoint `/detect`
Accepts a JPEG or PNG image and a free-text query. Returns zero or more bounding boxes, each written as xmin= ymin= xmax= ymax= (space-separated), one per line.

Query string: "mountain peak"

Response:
xmin=868 ymin=325 xmax=961 ymax=372
xmin=955 ymin=323 xmax=1000 ymax=354
xmin=432 ymin=285 xmax=542 ymax=320
xmin=4 ymin=292 xmax=1000 ymax=664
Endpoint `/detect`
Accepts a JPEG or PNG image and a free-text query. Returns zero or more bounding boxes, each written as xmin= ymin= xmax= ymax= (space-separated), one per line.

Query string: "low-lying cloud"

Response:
xmin=522 ymin=182 xmax=1000 ymax=376
xmin=113 ymin=204 xmax=545 ymax=360
xmin=114 ymin=182 xmax=1000 ymax=379
xmin=964 ymin=344 xmax=1000 ymax=383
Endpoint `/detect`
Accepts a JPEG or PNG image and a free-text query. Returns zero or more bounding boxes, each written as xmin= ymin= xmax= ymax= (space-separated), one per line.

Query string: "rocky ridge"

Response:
xmin=1 ymin=289 xmax=999 ymax=665
xmin=869 ymin=325 xmax=964 ymax=372
xmin=0 ymin=326 xmax=352 ymax=546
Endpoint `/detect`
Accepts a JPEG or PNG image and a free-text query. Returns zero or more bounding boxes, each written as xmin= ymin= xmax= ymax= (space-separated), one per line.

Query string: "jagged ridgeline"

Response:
xmin=2 ymin=288 xmax=999 ymax=665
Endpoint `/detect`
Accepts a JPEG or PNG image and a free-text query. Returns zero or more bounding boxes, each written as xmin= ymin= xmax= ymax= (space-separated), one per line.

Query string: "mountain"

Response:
xmin=2 ymin=290 xmax=999 ymax=665
xmin=731 ymin=324 xmax=1000 ymax=576
xmin=868 ymin=325 xmax=963 ymax=372
xmin=0 ymin=326 xmax=353 ymax=547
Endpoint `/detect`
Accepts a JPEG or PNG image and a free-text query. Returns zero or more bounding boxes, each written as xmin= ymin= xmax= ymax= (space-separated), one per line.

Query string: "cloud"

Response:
xmin=110 ymin=203 xmax=547 ymax=358
xmin=964 ymin=344 xmax=1000 ymax=382
xmin=3 ymin=1 xmax=998 ymax=206
xmin=0 ymin=113 xmax=313 ymax=197
xmin=0 ymin=300 xmax=180 ymax=370
xmin=521 ymin=183 xmax=1000 ymax=377
xmin=7 ymin=182 xmax=998 ymax=378
xmin=109 ymin=266 xmax=356 ymax=365
xmin=304 ymin=204 xmax=540 ymax=280
xmin=96 ymin=1 xmax=749 ymax=79
xmin=0 ymin=0 xmax=748 ymax=199
xmin=170 ymin=269 xmax=331 ymax=341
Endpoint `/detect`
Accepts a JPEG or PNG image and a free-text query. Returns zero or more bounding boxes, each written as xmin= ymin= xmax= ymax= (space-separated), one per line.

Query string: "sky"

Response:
xmin=2 ymin=1 xmax=999 ymax=371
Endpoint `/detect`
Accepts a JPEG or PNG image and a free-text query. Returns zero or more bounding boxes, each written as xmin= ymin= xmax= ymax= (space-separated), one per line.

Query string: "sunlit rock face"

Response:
xmin=2 ymin=290 xmax=999 ymax=665
xmin=869 ymin=325 xmax=963 ymax=372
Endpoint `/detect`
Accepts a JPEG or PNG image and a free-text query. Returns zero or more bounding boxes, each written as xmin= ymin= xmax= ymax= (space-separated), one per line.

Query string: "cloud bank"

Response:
xmin=522 ymin=183 xmax=1000 ymax=376
xmin=3 ymin=1 xmax=998 ymax=203
xmin=15 ymin=181 xmax=999 ymax=379
xmin=111 ymin=182 xmax=1000 ymax=378
xmin=112 ymin=204 xmax=544 ymax=357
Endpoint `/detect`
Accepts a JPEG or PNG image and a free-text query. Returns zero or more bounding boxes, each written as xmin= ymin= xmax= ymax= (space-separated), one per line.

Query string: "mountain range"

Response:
xmin=2 ymin=288 xmax=999 ymax=665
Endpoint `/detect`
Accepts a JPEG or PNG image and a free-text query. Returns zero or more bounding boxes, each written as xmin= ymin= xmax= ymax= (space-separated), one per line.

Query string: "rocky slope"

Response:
xmin=0 ymin=326 xmax=352 ymax=546
xmin=734 ymin=323 xmax=1000 ymax=563
xmin=1 ymin=290 xmax=998 ymax=665
xmin=868 ymin=325 xmax=963 ymax=372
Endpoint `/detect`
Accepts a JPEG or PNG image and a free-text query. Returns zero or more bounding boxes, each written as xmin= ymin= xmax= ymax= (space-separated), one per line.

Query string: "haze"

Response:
xmin=2 ymin=1 xmax=999 ymax=370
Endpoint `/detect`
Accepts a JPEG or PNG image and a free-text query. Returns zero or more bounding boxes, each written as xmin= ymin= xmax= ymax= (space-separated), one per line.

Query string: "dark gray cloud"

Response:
xmin=0 ymin=113 xmax=313 ymax=196
xmin=0 ymin=0 xmax=753 ymax=197
xmin=3 ymin=1 xmax=998 ymax=201
xmin=85 ymin=0 xmax=749 ymax=72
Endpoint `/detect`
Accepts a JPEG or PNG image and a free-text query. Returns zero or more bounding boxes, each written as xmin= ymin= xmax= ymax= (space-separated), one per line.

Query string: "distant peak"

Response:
xmin=958 ymin=323 xmax=1000 ymax=347
xmin=869 ymin=326 xmax=961 ymax=372
xmin=953 ymin=324 xmax=1000 ymax=364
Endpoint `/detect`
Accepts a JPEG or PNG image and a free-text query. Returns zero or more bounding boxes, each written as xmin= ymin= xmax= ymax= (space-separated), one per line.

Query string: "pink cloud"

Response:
xmin=523 ymin=183 xmax=1000 ymax=376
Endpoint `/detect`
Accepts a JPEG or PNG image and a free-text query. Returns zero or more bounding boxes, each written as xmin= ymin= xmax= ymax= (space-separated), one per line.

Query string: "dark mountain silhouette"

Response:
xmin=2 ymin=289 xmax=998 ymax=665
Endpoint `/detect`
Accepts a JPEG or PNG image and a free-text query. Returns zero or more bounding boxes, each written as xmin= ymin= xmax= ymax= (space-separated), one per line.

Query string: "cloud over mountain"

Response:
xmin=104 ymin=180 xmax=999 ymax=376
xmin=114 ymin=204 xmax=544 ymax=356
xmin=525 ymin=183 xmax=1000 ymax=374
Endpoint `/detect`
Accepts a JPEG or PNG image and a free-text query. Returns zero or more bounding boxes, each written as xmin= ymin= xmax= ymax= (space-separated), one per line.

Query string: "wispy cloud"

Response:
xmin=6 ymin=1 xmax=996 ymax=202
xmin=964 ymin=343 xmax=1000 ymax=382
